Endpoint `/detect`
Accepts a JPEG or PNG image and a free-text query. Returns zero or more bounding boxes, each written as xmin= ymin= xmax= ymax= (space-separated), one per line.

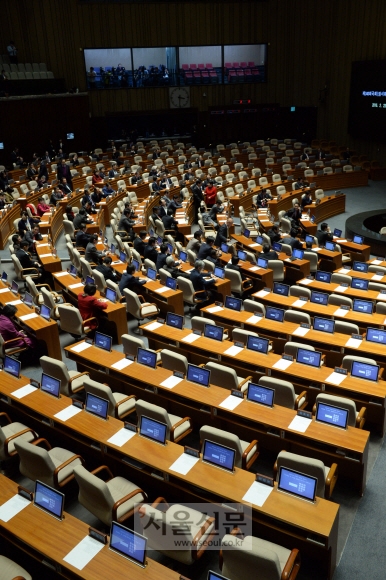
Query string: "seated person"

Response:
xmin=256 ymin=188 xmax=272 ymax=208
xmin=156 ymin=243 xmax=171 ymax=271
xmin=206 ymin=248 xmax=222 ymax=268
xmin=73 ymin=208 xmax=92 ymax=229
xmin=92 ymin=169 xmax=103 ymax=186
xmin=75 ymin=223 xmax=91 ymax=249
xmin=18 ymin=212 xmax=32 ymax=237
xmin=0 ymin=192 xmax=7 ymax=209
xmin=58 ymin=178 xmax=72 ymax=195
xmin=144 ymin=237 xmax=158 ymax=264
xmin=162 ymin=208 xmax=179 ymax=231
xmin=82 ymin=190 xmax=95 ymax=208
xmin=301 ymin=191 xmax=313 ymax=209
xmin=77 ymin=283 xmax=107 ymax=331
xmin=119 ymin=263 xmax=146 ymax=294
xmin=91 ymin=187 xmax=103 ymax=205
xmin=215 ymin=217 xmax=233 ymax=247
xmin=108 ymin=162 xmax=119 ymax=178
xmin=294 ymin=177 xmax=309 ymax=189
xmin=102 ymin=181 xmax=116 ymax=197
xmin=200 ymin=205 xmax=217 ymax=227
xmin=286 ymin=202 xmax=302 ymax=225
xmin=65 ymin=205 xmax=75 ymax=222
xmin=209 ymin=202 xmax=224 ymax=223
xmin=85 ymin=234 xmax=105 ymax=264
xmin=37 ymin=175 xmax=49 ymax=189
xmin=163 ymin=255 xmax=190 ymax=280
xmin=23 ymin=225 xmax=43 ymax=253
xmin=186 ymin=231 xmax=202 ymax=254
xmin=133 ymin=231 xmax=147 ymax=256
xmin=37 ymin=196 xmax=50 ymax=216
xmin=267 ymin=225 xmax=281 ymax=244
xmin=259 ymin=242 xmax=279 ymax=261
xmin=168 ymin=194 xmax=183 ymax=213
xmin=150 ymin=176 xmax=163 ymax=195
xmin=16 ymin=240 xmax=44 ymax=279
xmin=11 ymin=233 xmax=22 ymax=252
xmin=50 ymin=186 xmax=64 ymax=205
xmin=316 ymin=222 xmax=333 ymax=246
xmin=123 ymin=201 xmax=137 ymax=220
xmin=0 ymin=304 xmax=37 ymax=349
xmin=282 ymin=229 xmax=303 ymax=251
xmin=131 ymin=171 xmax=142 ymax=185
xmin=197 ymin=236 xmax=216 ymax=260
xmin=94 ymin=255 xmax=120 ymax=283
xmin=118 ymin=210 xmax=135 ymax=242
xmin=190 ymin=259 xmax=216 ymax=300
xmin=225 ymin=256 xmax=253 ymax=285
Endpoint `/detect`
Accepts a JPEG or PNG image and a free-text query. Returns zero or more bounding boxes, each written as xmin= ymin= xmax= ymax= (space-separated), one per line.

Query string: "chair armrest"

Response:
xmin=294 ymin=390 xmax=308 ymax=410
xmin=68 ymin=371 xmax=89 ymax=393
xmin=3 ymin=336 xmax=28 ymax=348
xmin=90 ymin=464 xmax=114 ymax=481
xmin=137 ymin=294 xmax=145 ymax=303
xmin=192 ymin=516 xmax=215 ymax=560
xmin=241 ymin=278 xmax=253 ymax=289
xmin=238 ymin=375 xmax=252 ymax=390
xmin=114 ymin=395 xmax=136 ymax=418
xmin=32 ymin=437 xmax=52 ymax=450
xmin=151 ymin=496 xmax=169 ymax=510
xmin=112 ymin=487 xmax=148 ymax=522
xmin=53 ymin=454 xmax=84 ymax=488
xmin=241 ymin=439 xmax=259 ymax=470
xmin=281 ymin=548 xmax=301 ymax=580
xmin=21 ymin=267 xmax=39 ymax=275
xmin=193 ymin=290 xmax=208 ymax=302
xmin=356 ymin=406 xmax=366 ymax=429
xmin=169 ymin=416 xmax=192 ymax=442
xmin=379 ymin=367 xmax=384 ymax=380
xmin=82 ymin=317 xmax=98 ymax=330
xmin=4 ymin=428 xmax=39 ymax=456
xmin=325 ymin=462 xmax=339 ymax=499
xmin=140 ymin=303 xmax=159 ymax=316
xmin=0 ymin=412 xmax=12 ymax=425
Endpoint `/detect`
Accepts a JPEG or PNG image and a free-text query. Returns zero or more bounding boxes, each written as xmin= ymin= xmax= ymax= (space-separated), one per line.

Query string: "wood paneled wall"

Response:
xmin=2 ymin=0 xmax=386 ymax=161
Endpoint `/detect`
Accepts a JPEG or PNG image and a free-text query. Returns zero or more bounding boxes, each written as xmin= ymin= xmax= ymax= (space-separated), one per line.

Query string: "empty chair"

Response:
xmin=191 ymin=316 xmax=227 ymax=338
xmin=279 ymin=217 xmax=291 ymax=234
xmin=314 ymin=393 xmax=366 ymax=429
xmin=121 ymin=334 xmax=160 ymax=363
xmin=224 ymin=268 xmax=253 ymax=296
xmin=335 ymin=321 xmax=359 ymax=335
xmin=83 ymin=377 xmax=135 ymax=419
xmin=267 ymin=260 xmax=284 ymax=282
xmin=303 ymin=250 xmax=318 ymax=273
xmin=232 ymin=328 xmax=272 ymax=351
xmin=123 ymin=288 xmax=159 ymax=328
xmin=0 ymin=556 xmax=32 ymax=580
xmin=274 ymin=450 xmax=338 ymax=499
xmin=160 ymin=349 xmax=188 ymax=374
xmin=204 ymin=361 xmax=251 ymax=393
xmin=259 ymin=176 xmax=268 ymax=187
xmin=259 ymin=376 xmax=307 ymax=409
xmin=289 ymin=286 xmax=311 ymax=299
xmin=331 ymin=273 xmax=352 ymax=285
xmin=40 ymin=287 xmax=61 ymax=320
xmin=176 ymin=276 xmax=208 ymax=314
xmin=0 ymin=413 xmax=38 ymax=461
xmin=243 ymin=299 xmax=265 ymax=315
xmin=368 ymin=264 xmax=386 ymax=274
xmin=40 ymin=356 xmax=89 ymax=396
xmin=284 ymin=311 xmax=311 ymax=325
xmin=74 ymin=464 xmax=146 ymax=527
xmin=304 ymin=169 xmax=314 ymax=178
xmin=342 ymin=355 xmax=378 ymax=373
xmin=135 ymin=399 xmax=192 ymax=443
xmin=200 ymin=425 xmax=258 ymax=470
xmin=247 ymin=179 xmax=256 ymax=189
xmin=315 ymin=188 xmax=324 ymax=200
xmin=14 ymin=438 xmax=83 ymax=488
xmin=284 ymin=341 xmax=315 ymax=358
xmin=328 ymin=293 xmax=353 ymax=308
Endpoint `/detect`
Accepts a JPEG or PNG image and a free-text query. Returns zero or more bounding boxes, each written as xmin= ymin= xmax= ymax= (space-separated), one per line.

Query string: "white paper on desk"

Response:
xmin=299 ymin=278 xmax=312 ymax=285
xmin=169 ymin=453 xmax=199 ymax=476
xmin=273 ymin=358 xmax=293 ymax=370
xmin=54 ymin=405 xmax=82 ymax=422
xmin=345 ymin=337 xmax=363 ymax=349
xmin=111 ymin=358 xmax=134 ymax=370
xmin=219 ymin=394 xmax=244 ymax=411
xmin=255 ymin=289 xmax=270 ymax=297
xmin=111 ymin=260 xmax=123 ymax=265
xmin=284 ymin=258 xmax=291 ymax=262
xmin=11 ymin=385 xmax=38 ymax=399
xmin=36 ymin=243 xmax=49 ymax=248
xmin=338 ymin=268 xmax=350 ymax=273
xmin=372 ymin=274 xmax=383 ymax=281
xmin=55 ymin=271 xmax=68 ymax=277
xmin=63 ymin=535 xmax=105 ymax=570
xmin=182 ymin=333 xmax=201 ymax=343
xmin=0 ymin=288 xmax=9 ymax=293
xmin=145 ymin=321 xmax=163 ymax=331
xmin=155 ymin=286 xmax=170 ymax=294
xmin=6 ymin=299 xmax=22 ymax=306
xmin=288 ymin=415 xmax=312 ymax=433
xmin=19 ymin=312 xmax=38 ymax=321
xmin=107 ymin=428 xmax=136 ymax=447
xmin=224 ymin=345 xmax=244 ymax=357
xmin=206 ymin=306 xmax=224 ymax=313
xmin=292 ymin=299 xmax=307 ymax=308
xmin=334 ymin=308 xmax=349 ymax=317
xmin=326 ymin=371 xmax=347 ymax=386
xmin=249 ymin=243 xmax=259 ymax=248
xmin=242 ymin=481 xmax=273 ymax=507
xmin=311 ymin=247 xmax=321 ymax=252
xmin=249 ymin=266 xmax=261 ymax=271
xmin=246 ymin=315 xmax=263 ymax=324
xmin=71 ymin=341 xmax=92 ymax=353
xmin=0 ymin=494 xmax=30 ymax=522
xmin=337 ymin=239 xmax=347 ymax=243
xmin=160 ymin=375 xmax=183 ymax=389
xmin=335 ymin=285 xmax=348 ymax=293
xmin=292 ymin=326 xmax=310 ymax=337
xmin=260 ymin=219 xmax=270 ymax=223
xmin=39 ymin=253 xmax=53 ymax=258
xmin=372 ymin=259 xmax=382 ymax=265
xmin=69 ymin=283 xmax=84 ymax=289
xmin=377 ymin=293 xmax=386 ymax=301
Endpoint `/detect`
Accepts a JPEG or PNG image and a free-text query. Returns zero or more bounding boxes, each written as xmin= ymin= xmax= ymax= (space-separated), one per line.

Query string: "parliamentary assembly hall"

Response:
xmin=0 ymin=1 xmax=386 ymax=579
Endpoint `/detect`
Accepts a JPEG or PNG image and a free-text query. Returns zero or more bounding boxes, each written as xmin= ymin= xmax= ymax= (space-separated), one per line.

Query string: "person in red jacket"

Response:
xmin=36 ymin=196 xmax=50 ymax=216
xmin=204 ymin=180 xmax=217 ymax=208
xmin=77 ymin=284 xmax=107 ymax=331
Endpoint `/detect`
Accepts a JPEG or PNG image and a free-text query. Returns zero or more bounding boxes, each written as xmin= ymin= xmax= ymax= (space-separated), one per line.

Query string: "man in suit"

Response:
xmin=73 ymin=208 xmax=92 ymax=229
xmin=156 ymin=243 xmax=175 ymax=271
xmin=95 ymin=256 xmax=120 ymax=283
xmin=75 ymin=224 xmax=91 ymax=249
xmin=163 ymin=255 xmax=190 ymax=280
xmin=286 ymin=202 xmax=302 ymax=226
xmin=58 ymin=178 xmax=72 ymax=196
xmin=317 ymin=148 xmax=326 ymax=160
xmin=133 ymin=231 xmax=147 ymax=256
xmin=102 ymin=181 xmax=116 ymax=197
xmin=316 ymin=222 xmax=333 ymax=246
xmin=301 ymin=151 xmax=309 ymax=161
xmin=267 ymin=225 xmax=281 ymax=244
xmin=158 ymin=199 xmax=167 ymax=218
xmin=16 ymin=241 xmax=43 ymax=280
xmin=131 ymin=171 xmax=141 ymax=185
xmin=152 ymin=148 xmax=161 ymax=160
xmin=225 ymin=256 xmax=252 ymax=284
xmin=259 ymin=243 xmax=279 ymax=261
xmin=108 ymin=163 xmax=119 ymax=178
xmin=197 ymin=236 xmax=216 ymax=260
xmin=85 ymin=235 xmax=105 ymax=264
xmin=57 ymin=159 xmax=73 ymax=188
xmin=186 ymin=231 xmax=202 ymax=254
xmin=209 ymin=202 xmax=224 ymax=223
xmin=192 ymin=179 xmax=204 ymax=223
xmin=144 ymin=237 xmax=159 ymax=265
xmin=215 ymin=218 xmax=233 ymax=247
xmin=168 ymin=194 xmax=183 ymax=213
xmin=119 ymin=264 xmax=146 ymax=294
xmin=190 ymin=259 xmax=216 ymax=300
xmin=150 ymin=176 xmax=163 ymax=195
xmin=162 ymin=208 xmax=179 ymax=231
xmin=282 ymin=229 xmax=303 ymax=251
xmin=301 ymin=191 xmax=313 ymax=210
xmin=118 ymin=210 xmax=135 ymax=241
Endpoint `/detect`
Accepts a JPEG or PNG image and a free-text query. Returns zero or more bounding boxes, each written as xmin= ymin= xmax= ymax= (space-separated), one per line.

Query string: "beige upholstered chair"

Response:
xmin=74 ymin=464 xmax=146 ymax=526
xmin=176 ymin=277 xmax=208 ymax=314
xmin=328 ymin=294 xmax=353 ymax=308
xmin=273 ymin=450 xmax=338 ymax=499
xmin=0 ymin=412 xmax=38 ymax=461
xmin=121 ymin=334 xmax=161 ymax=363
xmin=160 ymin=349 xmax=188 ymax=374
xmin=139 ymin=497 xmax=216 ymax=564
xmin=135 ymin=399 xmax=192 ymax=443
xmin=342 ymin=355 xmax=381 ymax=378
xmin=224 ymin=268 xmax=253 ymax=296
xmin=191 ymin=316 xmax=228 ymax=339
xmin=243 ymin=299 xmax=265 ymax=315
xmin=268 ymin=260 xmax=284 ymax=282
xmin=57 ymin=304 xmax=97 ymax=338
xmin=335 ymin=321 xmax=359 ymax=335
xmin=200 ymin=425 xmax=258 ymax=470
xmin=0 ymin=555 xmax=32 ymax=580
xmin=289 ymin=286 xmax=311 ymax=299
xmin=259 ymin=376 xmax=307 ymax=410
xmin=0 ymin=333 xmax=28 ymax=359
xmin=220 ymin=532 xmax=301 ymax=580
xmin=314 ymin=393 xmax=366 ymax=429
xmin=123 ymin=288 xmax=159 ymax=328
xmin=12 ymin=254 xmax=39 ymax=282
xmin=83 ymin=377 xmax=136 ymax=420
xmin=40 ymin=356 xmax=88 ymax=396
xmin=14 ymin=438 xmax=83 ymax=488
xmin=41 ymin=287 xmax=60 ymax=319
xmin=284 ymin=311 xmax=311 ymax=325
xmin=203 ymin=361 xmax=251 ymax=393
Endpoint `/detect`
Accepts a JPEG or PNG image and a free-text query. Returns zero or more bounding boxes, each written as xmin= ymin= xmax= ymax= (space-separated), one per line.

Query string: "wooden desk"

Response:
xmin=297 ymin=278 xmax=386 ymax=303
xmin=0 ymin=474 xmax=181 ymax=580
xmin=0 ymin=203 xmax=21 ymax=250
xmin=333 ymin=266 xmax=386 ymax=286
xmin=35 ymin=240 xmax=62 ymax=274
xmin=0 ymin=369 xmax=339 ymax=580
xmin=0 ymin=280 xmax=61 ymax=360
xmin=335 ymin=240 xmax=371 ymax=262
xmin=52 ymin=272 xmax=127 ymax=344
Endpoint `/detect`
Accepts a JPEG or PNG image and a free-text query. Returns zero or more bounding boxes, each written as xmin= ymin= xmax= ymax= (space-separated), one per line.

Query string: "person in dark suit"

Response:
xmin=215 ymin=218 xmax=233 ymax=247
xmin=58 ymin=178 xmax=72 ymax=196
xmin=50 ymin=186 xmax=64 ymax=205
xmin=197 ymin=236 xmax=216 ymax=260
xmin=190 ymin=260 xmax=216 ymax=299
xmin=316 ymin=222 xmax=333 ymax=246
xmin=206 ymin=248 xmax=222 ymax=268
xmin=26 ymin=163 xmax=37 ymax=180
xmin=133 ymin=231 xmax=147 ymax=256
xmin=259 ymin=243 xmax=279 ymax=261
xmin=300 ymin=191 xmax=313 ymax=209
xmin=186 ymin=231 xmax=202 ymax=254
xmin=16 ymin=241 xmax=43 ymax=279
xmin=150 ymin=176 xmax=163 ymax=195
xmin=317 ymin=149 xmax=326 ymax=160
xmin=158 ymin=199 xmax=167 ymax=218
xmin=108 ymin=163 xmax=119 ymax=178
xmin=75 ymin=224 xmax=91 ymax=249
xmin=282 ymin=229 xmax=303 ymax=251
xmin=95 ymin=256 xmax=120 ymax=283
xmin=168 ymin=194 xmax=183 ymax=213
xmin=286 ymin=203 xmax=302 ymax=225
xmin=156 ymin=244 xmax=174 ymax=271
xmin=73 ymin=208 xmax=92 ymax=229
xmin=131 ymin=172 xmax=141 ymax=185
xmin=301 ymin=151 xmax=309 ymax=161
xmin=162 ymin=209 xmax=178 ymax=231
xmin=85 ymin=235 xmax=105 ymax=264
xmin=225 ymin=256 xmax=253 ymax=284
xmin=144 ymin=237 xmax=158 ymax=265
xmin=152 ymin=149 xmax=161 ymax=160
xmin=82 ymin=190 xmax=95 ymax=208
xmin=57 ymin=159 xmax=73 ymax=188
xmin=118 ymin=210 xmax=135 ymax=241
xmin=91 ymin=187 xmax=103 ymax=205
xmin=209 ymin=202 xmax=224 ymax=223
xmin=119 ymin=264 xmax=146 ymax=294
xmin=192 ymin=179 xmax=204 ymax=223
xmin=267 ymin=225 xmax=281 ymax=244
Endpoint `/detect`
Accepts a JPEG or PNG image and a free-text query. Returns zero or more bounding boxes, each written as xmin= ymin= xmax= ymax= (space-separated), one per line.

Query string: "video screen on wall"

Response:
xmin=348 ymin=60 xmax=386 ymax=142
xmin=84 ymin=44 xmax=267 ymax=89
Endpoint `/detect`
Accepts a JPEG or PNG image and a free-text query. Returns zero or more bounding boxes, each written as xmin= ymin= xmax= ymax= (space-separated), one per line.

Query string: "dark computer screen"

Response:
xmin=3 ymin=355 xmax=21 ymax=378
xmin=165 ymin=276 xmax=177 ymax=290
xmin=24 ymin=292 xmax=33 ymax=307
xmin=315 ymin=271 xmax=332 ymax=283
xmin=237 ymin=250 xmax=247 ymax=261
xmin=292 ymin=248 xmax=304 ymax=260
xmin=246 ymin=335 xmax=269 ymax=354
xmin=333 ymin=228 xmax=342 ymax=237
xmin=351 ymin=360 xmax=379 ymax=382
xmin=69 ymin=264 xmax=77 ymax=276
xmin=139 ymin=415 xmax=167 ymax=445
xmin=313 ymin=317 xmax=335 ymax=333
xmin=119 ymin=251 xmax=127 ymax=263
xmin=166 ymin=312 xmax=184 ymax=329
xmin=94 ymin=331 xmax=112 ymax=351
xmin=243 ymin=228 xmax=250 ymax=238
xmin=34 ymin=480 xmax=64 ymax=520
xmin=296 ymin=348 xmax=322 ymax=368
xmin=278 ymin=466 xmax=317 ymax=502
xmin=11 ymin=280 xmax=19 ymax=294
xmin=105 ymin=288 xmax=117 ymax=303
xmin=179 ymin=250 xmax=187 ymax=262
xmin=1 ymin=271 xmax=7 ymax=282
xmin=265 ymin=306 xmax=285 ymax=322
xmin=202 ymin=440 xmax=235 ymax=472
xmin=167 ymin=243 xmax=174 ymax=255
xmin=256 ymin=235 xmax=264 ymax=245
xmin=214 ymin=266 xmax=225 ymax=279
xmin=310 ymin=215 xmax=316 ymax=223
xmin=351 ymin=277 xmax=369 ymax=290
xmin=353 ymin=261 xmax=369 ymax=273
xmin=352 ymin=299 xmax=373 ymax=314
xmin=204 ymin=324 xmax=224 ymax=342
xmin=41 ymin=373 xmax=61 ymax=398
xmin=305 ymin=235 xmax=314 ymax=244
xmin=109 ymin=522 xmax=147 ymax=567
xmin=85 ymin=392 xmax=109 ymax=420
xmin=246 ymin=383 xmax=274 ymax=407
xmin=132 ymin=259 xmax=139 ymax=271
xmin=257 ymin=257 xmax=268 ymax=269
xmin=225 ymin=295 xmax=242 ymax=311
xmin=187 ymin=364 xmax=210 ymax=387
xmin=325 ymin=241 xmax=335 ymax=251
xmin=272 ymin=242 xmax=282 ymax=252
xmin=366 ymin=327 xmax=386 ymax=344
xmin=315 ymin=402 xmax=349 ymax=429
xmin=147 ymin=268 xmax=157 ymax=281
xmin=273 ymin=282 xmax=290 ymax=296
xmin=310 ymin=291 xmax=329 ymax=305
xmin=221 ymin=243 xmax=229 ymax=254
xmin=40 ymin=304 xmax=51 ymax=321
xmin=353 ymin=235 xmax=364 ymax=245
xmin=137 ymin=347 xmax=157 ymax=369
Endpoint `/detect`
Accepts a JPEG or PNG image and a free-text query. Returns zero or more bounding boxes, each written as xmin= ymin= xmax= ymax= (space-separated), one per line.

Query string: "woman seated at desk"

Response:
xmin=0 ymin=304 xmax=37 ymax=349
xmin=78 ymin=284 xmax=108 ymax=331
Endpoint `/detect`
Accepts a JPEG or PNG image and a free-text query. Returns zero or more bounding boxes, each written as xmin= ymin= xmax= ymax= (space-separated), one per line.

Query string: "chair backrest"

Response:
xmin=57 ymin=304 xmax=84 ymax=336
xmin=83 ymin=377 xmax=116 ymax=416
xmin=267 ymin=260 xmax=284 ymax=282
xmin=224 ymin=267 xmax=243 ymax=292
xmin=14 ymin=439 xmax=56 ymax=486
xmin=63 ymin=220 xmax=75 ymax=237
xmin=259 ymin=376 xmax=296 ymax=409
xmin=41 ymin=287 xmax=57 ymax=317
xmin=80 ymin=257 xmax=94 ymax=278
xmin=73 ymin=465 xmax=115 ymax=526
xmin=221 ymin=534 xmax=283 ymax=580
xmin=335 ymin=321 xmax=359 ymax=335
xmin=303 ymin=251 xmax=318 ymax=272
xmin=315 ymin=393 xmax=358 ymax=427
xmin=284 ymin=341 xmax=314 ymax=358
xmin=121 ymin=333 xmax=145 ymax=356
xmin=160 ymin=349 xmax=188 ymax=373
xmin=11 ymin=255 xmax=23 ymax=279
xmin=200 ymin=425 xmax=243 ymax=467
xmin=275 ymin=450 xmax=326 ymax=497
xmin=289 ymin=286 xmax=311 ymax=299
xmin=92 ymin=269 xmax=107 ymax=294
xmin=328 ymin=293 xmax=353 ymax=308
xmin=243 ymin=299 xmax=265 ymax=315
xmin=135 ymin=399 xmax=172 ymax=439
xmin=123 ymin=289 xmax=143 ymax=319
xmin=342 ymin=355 xmax=377 ymax=372
xmin=331 ymin=273 xmax=352 ymax=285
xmin=232 ymin=328 xmax=259 ymax=345
xmin=284 ymin=311 xmax=311 ymax=325
xmin=204 ymin=361 xmax=238 ymax=390
xmin=25 ymin=276 xmax=40 ymax=304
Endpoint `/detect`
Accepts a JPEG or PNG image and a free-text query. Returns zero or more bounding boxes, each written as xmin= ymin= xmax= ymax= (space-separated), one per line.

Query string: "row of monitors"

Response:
xmin=238 ymin=229 xmax=364 ymax=247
